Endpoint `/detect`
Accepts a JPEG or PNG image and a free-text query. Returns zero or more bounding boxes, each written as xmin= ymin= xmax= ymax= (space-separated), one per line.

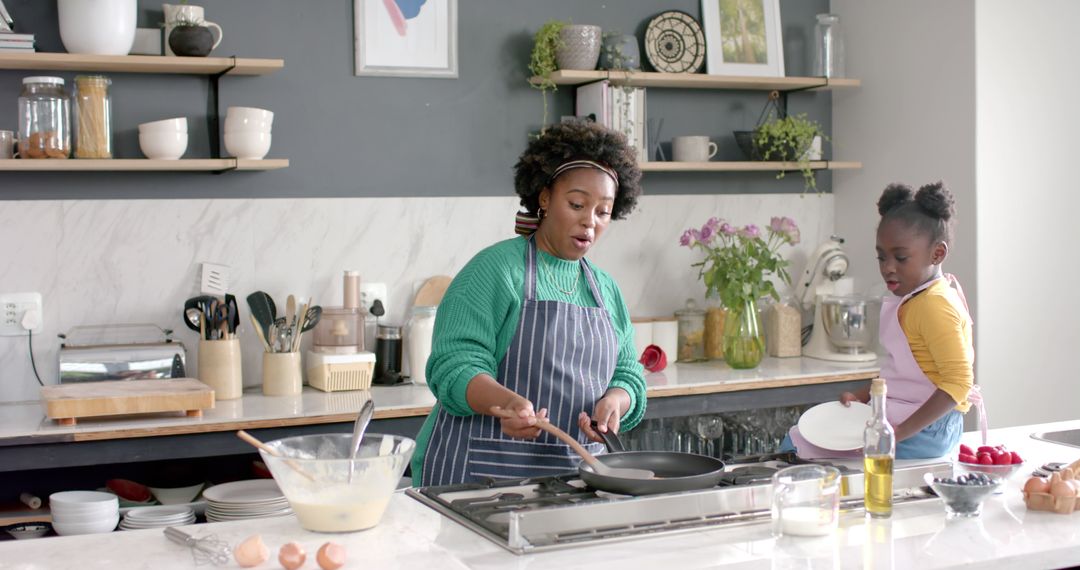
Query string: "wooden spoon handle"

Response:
xmin=1066 ymin=457 xmax=1080 ymax=474
xmin=489 ymin=406 xmax=602 ymax=470
xmin=236 ymin=430 xmax=315 ymax=482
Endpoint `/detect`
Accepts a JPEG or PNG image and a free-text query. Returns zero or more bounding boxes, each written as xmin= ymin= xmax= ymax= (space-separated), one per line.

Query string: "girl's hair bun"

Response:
xmin=877 ymin=183 xmax=914 ymax=216
xmin=915 ymin=181 xmax=955 ymax=221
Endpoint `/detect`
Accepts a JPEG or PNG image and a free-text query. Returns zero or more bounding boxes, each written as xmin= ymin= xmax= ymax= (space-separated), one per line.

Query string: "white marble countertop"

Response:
xmin=0 ymin=357 xmax=877 ymax=445
xmin=2 ymin=419 xmax=1078 ymax=569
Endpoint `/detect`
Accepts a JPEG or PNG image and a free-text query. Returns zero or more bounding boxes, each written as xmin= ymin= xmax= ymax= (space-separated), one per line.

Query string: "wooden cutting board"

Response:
xmin=40 ymin=378 xmax=215 ymax=425
xmin=414 ymin=275 xmax=453 ymax=307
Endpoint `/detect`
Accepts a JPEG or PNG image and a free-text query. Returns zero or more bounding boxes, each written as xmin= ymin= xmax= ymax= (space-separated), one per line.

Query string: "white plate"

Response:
xmin=201 ymin=480 xmax=284 ymax=505
xmin=797 ymin=401 xmax=873 ymax=451
xmin=123 ymin=506 xmax=194 ymax=520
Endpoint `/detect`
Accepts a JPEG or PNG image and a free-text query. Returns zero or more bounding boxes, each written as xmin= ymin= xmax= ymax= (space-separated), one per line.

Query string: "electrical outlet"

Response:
xmin=358 ymin=282 xmax=388 ymax=352
xmin=0 ymin=292 xmax=43 ymax=336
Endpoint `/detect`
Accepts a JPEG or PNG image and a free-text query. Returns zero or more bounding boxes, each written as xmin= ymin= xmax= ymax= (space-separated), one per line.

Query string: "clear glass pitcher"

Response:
xmin=771 ymin=464 xmax=841 ymax=537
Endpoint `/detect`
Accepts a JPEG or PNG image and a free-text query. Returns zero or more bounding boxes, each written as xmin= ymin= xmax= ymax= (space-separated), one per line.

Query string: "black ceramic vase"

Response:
xmin=169 ymin=25 xmax=214 ymax=57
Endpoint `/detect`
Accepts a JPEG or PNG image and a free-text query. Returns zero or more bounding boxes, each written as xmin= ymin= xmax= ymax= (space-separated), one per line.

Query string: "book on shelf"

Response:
xmin=0 ymin=32 xmax=34 ymax=41
xmin=0 ymin=46 xmax=34 ymax=52
xmin=576 ymin=80 xmax=648 ymax=163
xmin=0 ymin=38 xmax=33 ymax=48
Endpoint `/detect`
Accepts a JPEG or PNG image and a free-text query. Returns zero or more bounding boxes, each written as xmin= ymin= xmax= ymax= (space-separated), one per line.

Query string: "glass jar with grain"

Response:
xmin=675 ymin=299 xmax=706 ymax=362
xmin=74 ymin=75 xmax=113 ymax=159
xmin=18 ymin=76 xmax=71 ymax=159
xmin=704 ymin=297 xmax=726 ymax=360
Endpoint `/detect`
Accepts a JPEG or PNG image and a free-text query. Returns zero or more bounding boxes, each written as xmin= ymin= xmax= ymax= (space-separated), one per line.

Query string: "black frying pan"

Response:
xmin=580 ymin=422 xmax=726 ymax=495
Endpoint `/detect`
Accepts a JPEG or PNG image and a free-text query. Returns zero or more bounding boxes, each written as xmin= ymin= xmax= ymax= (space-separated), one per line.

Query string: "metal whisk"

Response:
xmin=164 ymin=527 xmax=231 ymax=566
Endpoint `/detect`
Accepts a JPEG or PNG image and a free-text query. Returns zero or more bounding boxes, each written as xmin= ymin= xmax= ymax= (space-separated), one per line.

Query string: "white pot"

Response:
xmin=58 ymin=0 xmax=137 ymax=56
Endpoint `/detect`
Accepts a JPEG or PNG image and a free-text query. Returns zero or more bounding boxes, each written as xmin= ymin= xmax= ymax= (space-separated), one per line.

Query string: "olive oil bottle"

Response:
xmin=864 ymin=378 xmax=895 ymax=518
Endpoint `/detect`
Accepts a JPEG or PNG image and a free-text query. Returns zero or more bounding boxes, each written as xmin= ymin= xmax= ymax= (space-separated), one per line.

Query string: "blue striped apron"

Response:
xmin=420 ymin=237 xmax=617 ymax=485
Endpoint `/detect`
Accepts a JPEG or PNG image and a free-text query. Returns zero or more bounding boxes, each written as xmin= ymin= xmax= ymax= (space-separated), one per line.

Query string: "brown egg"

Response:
xmin=1023 ymin=476 xmax=1051 ymax=495
xmin=278 ymin=542 xmax=307 ymax=570
xmin=316 ymin=542 xmax=346 ymax=570
xmin=1050 ymin=472 xmax=1078 ymax=499
xmin=234 ymin=535 xmax=270 ymax=568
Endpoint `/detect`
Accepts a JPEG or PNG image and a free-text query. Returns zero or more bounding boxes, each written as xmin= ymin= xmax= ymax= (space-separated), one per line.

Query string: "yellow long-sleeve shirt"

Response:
xmin=897 ymin=278 xmax=974 ymax=412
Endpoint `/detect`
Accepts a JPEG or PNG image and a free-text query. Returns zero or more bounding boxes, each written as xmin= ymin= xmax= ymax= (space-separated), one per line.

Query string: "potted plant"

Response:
xmin=168 ymin=14 xmax=216 ymax=57
xmin=528 ymin=19 xmax=566 ymax=133
xmin=755 ymin=113 xmax=827 ymax=191
xmin=679 ymin=216 xmax=799 ymax=369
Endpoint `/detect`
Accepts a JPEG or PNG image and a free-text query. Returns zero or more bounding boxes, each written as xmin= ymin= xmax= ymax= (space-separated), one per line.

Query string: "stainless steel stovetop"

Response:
xmin=406 ymin=453 xmax=951 ymax=555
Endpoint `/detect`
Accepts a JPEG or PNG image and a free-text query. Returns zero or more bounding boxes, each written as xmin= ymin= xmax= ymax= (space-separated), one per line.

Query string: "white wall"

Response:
xmin=0 ymin=194 xmax=832 ymax=403
xmin=975 ymin=0 xmax=1080 ymax=426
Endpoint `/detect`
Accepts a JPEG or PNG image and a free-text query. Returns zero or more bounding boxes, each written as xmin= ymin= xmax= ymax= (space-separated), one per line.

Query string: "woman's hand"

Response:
xmin=579 ymin=388 xmax=630 ymax=443
xmin=490 ymin=395 xmax=548 ymax=440
xmin=839 ymin=387 xmax=870 ymax=407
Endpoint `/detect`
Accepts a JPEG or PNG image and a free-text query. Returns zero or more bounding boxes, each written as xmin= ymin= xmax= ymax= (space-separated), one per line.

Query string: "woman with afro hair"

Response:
xmin=412 ymin=120 xmax=647 ymax=485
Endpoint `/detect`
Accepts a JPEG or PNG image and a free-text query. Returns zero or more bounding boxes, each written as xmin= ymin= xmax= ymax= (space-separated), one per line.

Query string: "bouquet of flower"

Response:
xmin=679 ymin=216 xmax=800 ymax=310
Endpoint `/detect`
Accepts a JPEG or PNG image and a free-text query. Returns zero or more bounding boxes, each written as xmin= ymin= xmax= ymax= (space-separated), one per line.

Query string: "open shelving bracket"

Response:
xmin=207 ymin=57 xmax=238 ymax=171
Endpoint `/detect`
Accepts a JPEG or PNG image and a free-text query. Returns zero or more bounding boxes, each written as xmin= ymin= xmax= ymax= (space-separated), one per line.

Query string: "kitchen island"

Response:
xmin=2 ymin=419 xmax=1078 ymax=569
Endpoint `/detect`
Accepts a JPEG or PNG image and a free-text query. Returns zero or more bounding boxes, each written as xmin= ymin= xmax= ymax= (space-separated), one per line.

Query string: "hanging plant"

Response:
xmin=528 ymin=19 xmax=567 ymax=134
xmin=733 ymin=91 xmax=828 ymax=192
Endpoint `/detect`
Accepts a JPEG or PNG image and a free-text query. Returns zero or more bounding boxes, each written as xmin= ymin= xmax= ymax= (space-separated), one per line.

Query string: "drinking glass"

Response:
xmin=771 ymin=465 xmax=841 ymax=537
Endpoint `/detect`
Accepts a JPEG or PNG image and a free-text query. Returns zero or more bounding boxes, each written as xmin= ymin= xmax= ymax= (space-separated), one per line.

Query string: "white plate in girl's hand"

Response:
xmin=798 ymin=401 xmax=873 ymax=451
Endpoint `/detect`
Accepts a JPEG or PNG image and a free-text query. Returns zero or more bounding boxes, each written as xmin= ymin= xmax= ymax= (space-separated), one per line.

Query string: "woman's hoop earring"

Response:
xmin=537 ymin=207 xmax=546 ymax=220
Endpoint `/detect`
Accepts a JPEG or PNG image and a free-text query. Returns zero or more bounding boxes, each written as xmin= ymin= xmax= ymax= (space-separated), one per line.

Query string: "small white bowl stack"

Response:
xmin=49 ymin=491 xmax=120 ymax=536
xmin=224 ymin=106 xmax=273 ymax=160
xmin=138 ymin=117 xmax=188 ymax=160
xmin=119 ymin=505 xmax=196 ymax=530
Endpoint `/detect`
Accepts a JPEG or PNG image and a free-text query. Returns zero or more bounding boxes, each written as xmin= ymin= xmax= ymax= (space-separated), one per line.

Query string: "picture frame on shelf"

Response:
xmin=701 ymin=0 xmax=784 ymax=77
xmin=354 ymin=0 xmax=458 ymax=78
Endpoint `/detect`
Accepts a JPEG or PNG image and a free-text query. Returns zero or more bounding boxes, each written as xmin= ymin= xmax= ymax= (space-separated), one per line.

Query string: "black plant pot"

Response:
xmin=733 ymin=130 xmax=807 ymax=161
xmin=169 ymin=26 xmax=214 ymax=57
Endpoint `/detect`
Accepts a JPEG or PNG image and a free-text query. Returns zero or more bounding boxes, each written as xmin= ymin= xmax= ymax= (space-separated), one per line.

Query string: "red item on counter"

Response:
xmin=639 ymin=344 xmax=667 ymax=373
xmin=106 ymin=478 xmax=151 ymax=502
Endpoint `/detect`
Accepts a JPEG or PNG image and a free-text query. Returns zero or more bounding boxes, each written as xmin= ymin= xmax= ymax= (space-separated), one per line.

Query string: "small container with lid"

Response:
xmin=73 ymin=75 xmax=112 ymax=159
xmin=18 ymin=76 xmax=71 ymax=159
xmin=406 ymin=306 xmax=437 ymax=385
xmin=312 ymin=307 xmax=364 ymax=353
xmin=373 ymin=325 xmax=403 ymax=385
xmin=675 ymin=299 xmax=706 ymax=362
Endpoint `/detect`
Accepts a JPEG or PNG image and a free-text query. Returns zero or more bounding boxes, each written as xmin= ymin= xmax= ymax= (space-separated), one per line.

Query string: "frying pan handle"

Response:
xmin=591 ymin=420 xmax=626 ymax=452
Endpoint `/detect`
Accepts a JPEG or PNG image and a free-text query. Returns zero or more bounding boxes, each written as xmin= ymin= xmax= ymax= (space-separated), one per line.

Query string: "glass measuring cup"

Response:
xmin=771 ymin=465 xmax=841 ymax=537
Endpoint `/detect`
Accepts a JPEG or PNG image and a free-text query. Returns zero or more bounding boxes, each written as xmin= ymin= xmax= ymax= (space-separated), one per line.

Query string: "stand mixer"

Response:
xmin=794 ymin=236 xmax=877 ymax=362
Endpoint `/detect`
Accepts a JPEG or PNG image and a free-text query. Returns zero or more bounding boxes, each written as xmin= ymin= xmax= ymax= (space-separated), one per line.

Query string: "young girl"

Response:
xmin=788 ymin=182 xmax=974 ymax=459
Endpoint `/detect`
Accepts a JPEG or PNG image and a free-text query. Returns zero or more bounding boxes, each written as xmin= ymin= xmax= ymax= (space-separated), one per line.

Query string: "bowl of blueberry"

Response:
xmin=924 ymin=471 xmax=1002 ymax=517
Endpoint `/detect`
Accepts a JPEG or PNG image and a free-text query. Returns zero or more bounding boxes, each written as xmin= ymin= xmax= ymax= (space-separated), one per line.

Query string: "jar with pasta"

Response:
xmin=17 ymin=76 xmax=70 ymax=159
xmin=675 ymin=299 xmax=706 ymax=362
xmin=704 ymin=296 xmax=726 ymax=360
xmin=74 ymin=75 xmax=113 ymax=159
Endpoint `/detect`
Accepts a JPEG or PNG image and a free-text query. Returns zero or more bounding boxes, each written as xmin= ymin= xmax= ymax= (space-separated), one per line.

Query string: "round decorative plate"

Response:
xmin=644 ymin=11 xmax=706 ymax=74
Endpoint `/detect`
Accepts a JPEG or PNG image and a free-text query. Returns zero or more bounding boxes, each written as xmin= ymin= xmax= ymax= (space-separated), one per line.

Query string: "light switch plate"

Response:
xmin=0 ymin=292 xmax=42 ymax=336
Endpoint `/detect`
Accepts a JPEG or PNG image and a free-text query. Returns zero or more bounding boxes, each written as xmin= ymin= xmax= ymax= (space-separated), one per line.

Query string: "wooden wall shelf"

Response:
xmin=0 ymin=53 xmax=283 ymax=76
xmin=530 ymin=70 xmax=860 ymax=91
xmin=640 ymin=161 xmax=862 ymax=172
xmin=0 ymin=159 xmax=289 ymax=172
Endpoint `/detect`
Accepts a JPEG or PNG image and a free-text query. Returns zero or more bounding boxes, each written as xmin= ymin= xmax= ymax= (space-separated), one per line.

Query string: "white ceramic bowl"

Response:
xmin=224 ymin=131 xmax=271 ymax=160
xmin=139 ymin=132 xmax=188 ymax=160
xmin=52 ymin=514 xmax=119 ymax=536
xmin=224 ymin=116 xmax=272 ymax=133
xmin=148 ymin=483 xmax=204 ymax=505
xmin=226 ymin=106 xmax=274 ymax=126
xmin=137 ymin=117 xmax=188 ymax=134
xmin=52 ymin=509 xmax=118 ymax=523
xmin=50 ymin=491 xmax=119 ymax=508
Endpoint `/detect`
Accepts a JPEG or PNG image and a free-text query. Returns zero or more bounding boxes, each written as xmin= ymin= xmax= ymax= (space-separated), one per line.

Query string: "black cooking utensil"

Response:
xmin=300 ymin=306 xmax=322 ymax=333
xmin=183 ymin=295 xmax=218 ymax=336
xmin=224 ymin=293 xmax=240 ymax=334
xmin=246 ymin=291 xmax=276 ymax=343
xmin=581 ymin=420 xmax=726 ymax=495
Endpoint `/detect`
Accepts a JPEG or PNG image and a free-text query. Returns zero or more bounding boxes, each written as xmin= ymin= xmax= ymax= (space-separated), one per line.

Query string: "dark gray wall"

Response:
xmin=0 ymin=0 xmax=830 ymax=200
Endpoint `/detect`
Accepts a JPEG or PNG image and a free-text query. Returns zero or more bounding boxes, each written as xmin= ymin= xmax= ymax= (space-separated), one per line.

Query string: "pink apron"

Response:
xmin=788 ymin=275 xmax=976 ymax=459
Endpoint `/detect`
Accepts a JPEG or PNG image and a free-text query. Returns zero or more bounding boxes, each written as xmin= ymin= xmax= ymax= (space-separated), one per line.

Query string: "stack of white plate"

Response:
xmin=49 ymin=491 xmax=120 ymax=536
xmin=203 ymin=480 xmax=292 ymax=522
xmin=119 ymin=505 xmax=195 ymax=530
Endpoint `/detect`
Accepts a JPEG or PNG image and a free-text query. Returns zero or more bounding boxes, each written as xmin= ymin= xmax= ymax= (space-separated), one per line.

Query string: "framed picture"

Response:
xmin=354 ymin=0 xmax=458 ymax=78
xmin=701 ymin=0 xmax=784 ymax=77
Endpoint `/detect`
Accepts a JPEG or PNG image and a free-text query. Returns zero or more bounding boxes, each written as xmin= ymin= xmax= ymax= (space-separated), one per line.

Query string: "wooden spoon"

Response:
xmin=236 ymin=430 xmax=315 ymax=482
xmin=490 ymin=407 xmax=654 ymax=480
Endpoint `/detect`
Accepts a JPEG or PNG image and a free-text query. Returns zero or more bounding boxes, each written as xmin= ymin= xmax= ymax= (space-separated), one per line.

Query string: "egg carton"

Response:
xmin=1023 ymin=491 xmax=1079 ymax=514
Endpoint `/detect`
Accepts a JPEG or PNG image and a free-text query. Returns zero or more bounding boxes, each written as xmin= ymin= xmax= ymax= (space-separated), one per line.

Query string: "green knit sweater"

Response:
xmin=410 ymin=236 xmax=647 ymax=484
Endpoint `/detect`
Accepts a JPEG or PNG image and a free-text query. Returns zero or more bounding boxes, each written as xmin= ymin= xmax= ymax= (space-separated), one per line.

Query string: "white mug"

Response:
xmin=162 ymin=4 xmax=223 ymax=56
xmin=672 ymin=136 xmax=718 ymax=162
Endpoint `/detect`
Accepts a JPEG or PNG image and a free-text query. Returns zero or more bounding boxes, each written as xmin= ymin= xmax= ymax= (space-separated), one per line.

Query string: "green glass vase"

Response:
xmin=722 ymin=298 xmax=765 ymax=369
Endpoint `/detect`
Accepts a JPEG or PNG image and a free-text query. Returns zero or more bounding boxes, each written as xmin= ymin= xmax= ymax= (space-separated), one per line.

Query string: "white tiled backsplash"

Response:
xmin=0 ymin=194 xmax=834 ymax=402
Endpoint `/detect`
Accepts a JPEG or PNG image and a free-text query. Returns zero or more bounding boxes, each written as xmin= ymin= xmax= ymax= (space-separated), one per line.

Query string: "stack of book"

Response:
xmin=0 ymin=31 xmax=34 ymax=53
xmin=575 ymin=80 xmax=648 ymax=163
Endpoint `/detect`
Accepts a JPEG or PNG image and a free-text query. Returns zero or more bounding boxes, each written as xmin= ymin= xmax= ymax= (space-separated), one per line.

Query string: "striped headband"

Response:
xmin=547 ymin=160 xmax=619 ymax=186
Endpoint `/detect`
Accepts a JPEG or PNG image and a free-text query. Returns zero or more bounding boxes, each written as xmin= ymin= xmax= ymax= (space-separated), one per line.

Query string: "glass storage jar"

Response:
xmin=373 ymin=324 xmax=403 ymax=385
xmin=406 ymin=306 xmax=437 ymax=386
xmin=73 ymin=75 xmax=112 ymax=158
xmin=18 ymin=76 xmax=71 ymax=159
xmin=675 ymin=299 xmax=706 ymax=362
xmin=812 ymin=14 xmax=845 ymax=78
xmin=704 ymin=296 xmax=726 ymax=360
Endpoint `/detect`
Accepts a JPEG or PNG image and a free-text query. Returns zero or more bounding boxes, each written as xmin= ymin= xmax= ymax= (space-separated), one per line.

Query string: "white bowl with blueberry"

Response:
xmin=924 ymin=471 xmax=1003 ymax=517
